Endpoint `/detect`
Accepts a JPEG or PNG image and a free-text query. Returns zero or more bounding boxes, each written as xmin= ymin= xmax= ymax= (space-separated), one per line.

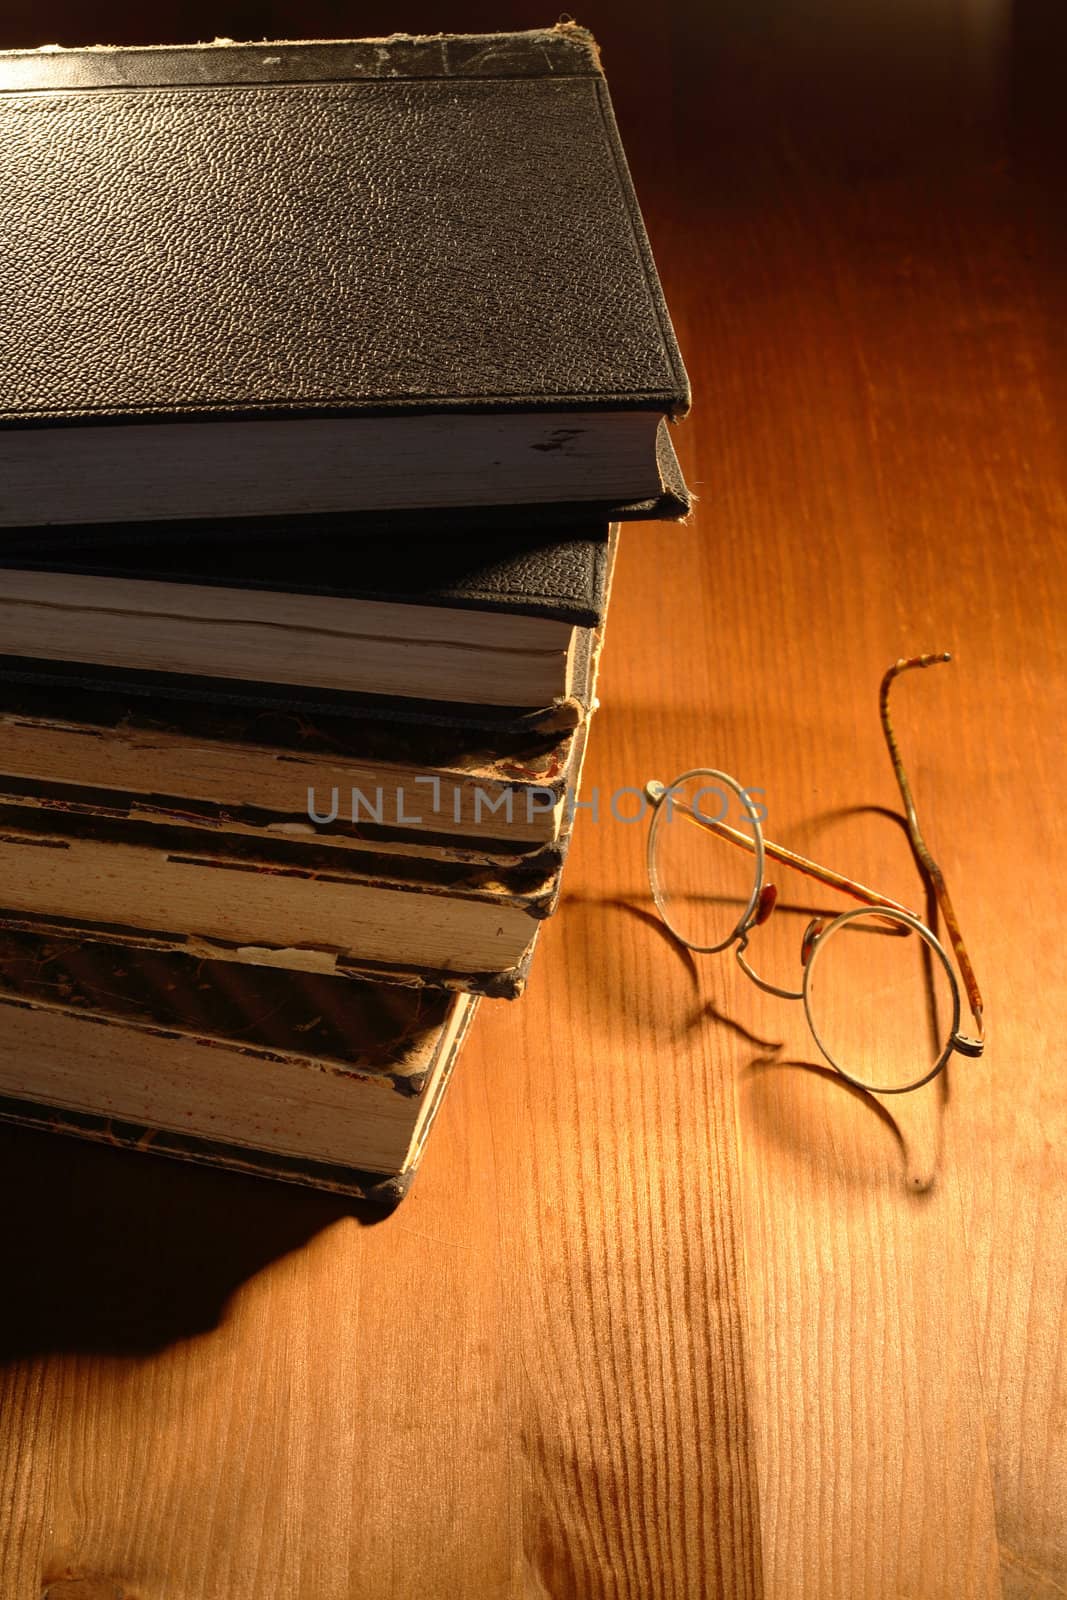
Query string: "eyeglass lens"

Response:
xmin=804 ymin=911 xmax=958 ymax=1092
xmin=649 ymin=772 xmax=762 ymax=953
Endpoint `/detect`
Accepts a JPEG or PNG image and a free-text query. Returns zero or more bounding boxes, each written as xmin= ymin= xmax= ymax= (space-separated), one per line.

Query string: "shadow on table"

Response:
xmin=0 ymin=1120 xmax=382 ymax=1360
xmin=738 ymin=1052 xmax=947 ymax=1196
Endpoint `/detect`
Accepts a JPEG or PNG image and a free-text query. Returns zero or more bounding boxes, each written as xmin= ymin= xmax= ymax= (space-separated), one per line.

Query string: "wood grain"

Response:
xmin=1 ymin=2 xmax=1064 ymax=1596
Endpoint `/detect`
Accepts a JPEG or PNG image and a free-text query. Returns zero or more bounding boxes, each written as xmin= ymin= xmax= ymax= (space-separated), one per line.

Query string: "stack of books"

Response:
xmin=0 ymin=26 xmax=689 ymax=1204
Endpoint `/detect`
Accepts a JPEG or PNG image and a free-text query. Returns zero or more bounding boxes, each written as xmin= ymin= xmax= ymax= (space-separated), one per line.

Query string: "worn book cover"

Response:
xmin=0 ymin=678 xmax=600 ymax=1000
xmin=0 ymin=808 xmax=559 ymax=982
xmin=0 ymin=927 xmax=479 ymax=1205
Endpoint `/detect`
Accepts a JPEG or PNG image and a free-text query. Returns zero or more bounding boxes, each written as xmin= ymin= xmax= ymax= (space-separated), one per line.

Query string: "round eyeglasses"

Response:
xmin=644 ymin=657 xmax=985 ymax=1095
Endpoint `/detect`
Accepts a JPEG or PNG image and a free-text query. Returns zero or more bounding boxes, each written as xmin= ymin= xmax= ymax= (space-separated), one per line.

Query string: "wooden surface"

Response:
xmin=1 ymin=3 xmax=1064 ymax=1596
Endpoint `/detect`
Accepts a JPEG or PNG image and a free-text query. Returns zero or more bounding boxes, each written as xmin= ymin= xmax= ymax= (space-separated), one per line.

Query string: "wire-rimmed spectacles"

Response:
xmin=644 ymin=654 xmax=985 ymax=1094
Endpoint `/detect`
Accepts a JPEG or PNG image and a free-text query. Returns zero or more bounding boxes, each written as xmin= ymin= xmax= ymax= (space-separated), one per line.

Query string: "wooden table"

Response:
xmin=1 ymin=4 xmax=1063 ymax=1596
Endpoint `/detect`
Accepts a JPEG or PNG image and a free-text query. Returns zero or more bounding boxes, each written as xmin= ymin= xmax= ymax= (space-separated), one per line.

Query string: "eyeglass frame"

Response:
xmin=644 ymin=654 xmax=985 ymax=1096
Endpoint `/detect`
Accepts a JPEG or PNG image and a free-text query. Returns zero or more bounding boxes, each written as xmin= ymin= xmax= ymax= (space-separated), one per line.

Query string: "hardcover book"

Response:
xmin=0 ymin=27 xmax=690 ymax=529
xmin=0 ymin=523 xmax=615 ymax=709
xmin=0 ymin=528 xmax=618 ymax=861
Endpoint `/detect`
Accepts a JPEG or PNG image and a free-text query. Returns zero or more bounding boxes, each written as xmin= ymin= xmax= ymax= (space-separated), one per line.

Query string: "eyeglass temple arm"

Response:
xmin=660 ymin=801 xmax=916 ymax=919
xmin=880 ymin=653 xmax=985 ymax=1041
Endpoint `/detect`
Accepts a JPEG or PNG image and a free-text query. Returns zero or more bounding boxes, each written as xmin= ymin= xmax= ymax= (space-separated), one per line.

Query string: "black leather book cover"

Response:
xmin=0 ymin=27 xmax=689 ymax=429
xmin=0 ymin=569 xmax=609 ymax=733
xmin=0 ymin=522 xmax=613 ymax=627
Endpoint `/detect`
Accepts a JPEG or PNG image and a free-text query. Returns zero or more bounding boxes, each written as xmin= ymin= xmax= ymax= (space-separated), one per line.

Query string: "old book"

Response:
xmin=0 ymin=616 xmax=599 ymax=735
xmin=0 ymin=530 xmax=619 ymax=860
xmin=0 ymin=692 xmax=584 ymax=863
xmin=0 ymin=910 xmax=535 ymax=1002
xmin=0 ymin=675 xmax=599 ymax=1001
xmin=0 ymin=808 xmax=560 ymax=990
xmin=0 ymin=523 xmax=613 ymax=709
xmin=0 ymin=631 xmax=600 ymax=1001
xmin=0 ymin=927 xmax=478 ymax=1203
xmin=0 ymin=27 xmax=690 ymax=530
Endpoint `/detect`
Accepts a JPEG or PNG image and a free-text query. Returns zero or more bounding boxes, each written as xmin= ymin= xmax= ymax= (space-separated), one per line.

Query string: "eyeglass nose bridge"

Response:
xmin=734 ymin=937 xmax=804 ymax=1002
